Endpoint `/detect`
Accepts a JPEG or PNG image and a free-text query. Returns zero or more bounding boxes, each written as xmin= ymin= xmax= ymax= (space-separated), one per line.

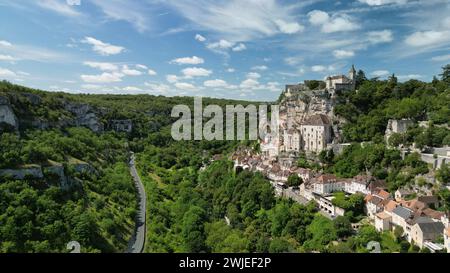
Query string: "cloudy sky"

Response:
xmin=0 ymin=0 xmax=449 ymax=101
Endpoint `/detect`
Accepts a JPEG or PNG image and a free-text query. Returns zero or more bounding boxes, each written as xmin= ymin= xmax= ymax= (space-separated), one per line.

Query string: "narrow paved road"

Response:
xmin=126 ymin=153 xmax=147 ymax=253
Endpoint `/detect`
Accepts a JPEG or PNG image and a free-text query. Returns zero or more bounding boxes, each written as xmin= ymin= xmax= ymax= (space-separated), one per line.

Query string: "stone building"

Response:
xmin=300 ymin=114 xmax=332 ymax=153
xmin=325 ymin=65 xmax=356 ymax=94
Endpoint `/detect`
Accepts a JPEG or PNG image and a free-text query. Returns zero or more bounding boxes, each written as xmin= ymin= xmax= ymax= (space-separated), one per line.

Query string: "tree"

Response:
xmin=304 ymin=215 xmax=337 ymax=251
xmin=440 ymin=64 xmax=450 ymax=84
xmin=182 ymin=206 xmax=207 ymax=252
xmin=436 ymin=164 xmax=450 ymax=184
xmin=355 ymin=70 xmax=367 ymax=89
xmin=268 ymin=237 xmax=294 ymax=253
xmin=334 ymin=216 xmax=353 ymax=238
xmin=394 ymin=226 xmax=404 ymax=240
xmin=287 ymin=175 xmax=303 ymax=187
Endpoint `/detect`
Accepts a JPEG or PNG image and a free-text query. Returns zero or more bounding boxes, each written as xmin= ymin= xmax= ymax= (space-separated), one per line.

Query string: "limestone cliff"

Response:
xmin=0 ymin=95 xmax=19 ymax=131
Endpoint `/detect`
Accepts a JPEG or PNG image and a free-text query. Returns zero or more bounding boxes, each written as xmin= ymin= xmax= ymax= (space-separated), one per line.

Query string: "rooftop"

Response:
xmin=392 ymin=206 xmax=414 ymax=220
xmin=376 ymin=211 xmax=392 ymax=220
xmin=302 ymin=114 xmax=331 ymax=126
xmin=416 ymin=221 xmax=445 ymax=234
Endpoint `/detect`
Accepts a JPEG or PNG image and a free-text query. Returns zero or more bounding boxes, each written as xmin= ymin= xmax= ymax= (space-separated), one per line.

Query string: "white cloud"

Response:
xmin=122 ymin=65 xmax=142 ymax=76
xmin=308 ymin=10 xmax=359 ymax=33
xmin=240 ymin=78 xmax=260 ymax=89
xmin=227 ymin=68 xmax=235 ymax=73
xmin=333 ymin=50 xmax=355 ymax=59
xmin=17 ymin=71 xmax=30 ymax=76
xmin=397 ymin=74 xmax=422 ymax=81
xmin=311 ymin=65 xmax=327 ymax=72
xmin=81 ymin=72 xmax=124 ymax=83
xmin=83 ymin=61 xmax=118 ymax=71
xmin=123 ymin=86 xmax=143 ymax=92
xmin=358 ymin=0 xmax=408 ymax=6
xmin=90 ymin=0 xmax=150 ymax=32
xmin=232 ymin=43 xmax=247 ymax=52
xmin=308 ymin=10 xmax=329 ymax=25
xmin=144 ymin=82 xmax=171 ymax=94
xmin=81 ymin=37 xmax=125 ymax=56
xmin=204 ymin=79 xmax=228 ymax=88
xmin=36 ymin=0 xmax=81 ymax=17
xmin=81 ymin=84 xmax=103 ymax=91
xmin=371 ymin=70 xmax=390 ymax=77
xmin=175 ymin=82 xmax=197 ymax=91
xmin=170 ymin=56 xmax=204 ymax=65
xmin=431 ymin=54 xmax=450 ymax=62
xmin=0 ymin=68 xmax=17 ymax=77
xmin=367 ymin=30 xmax=394 ymax=44
xmin=266 ymin=81 xmax=281 ymax=92
xmin=284 ymin=56 xmax=304 ymax=66
xmin=164 ymin=0 xmax=311 ymax=41
xmin=0 ymin=40 xmax=12 ymax=47
xmin=166 ymin=74 xmax=180 ymax=83
xmin=274 ymin=19 xmax=304 ymax=34
xmin=182 ymin=67 xmax=212 ymax=77
xmin=405 ymin=30 xmax=450 ymax=47
xmin=247 ymin=72 xmax=261 ymax=79
xmin=252 ymin=65 xmax=268 ymax=71
xmin=148 ymin=69 xmax=157 ymax=76
xmin=0 ymin=55 xmax=17 ymax=62
xmin=207 ymin=39 xmax=235 ymax=50
xmin=195 ymin=34 xmax=206 ymax=42
xmin=136 ymin=64 xmax=148 ymax=70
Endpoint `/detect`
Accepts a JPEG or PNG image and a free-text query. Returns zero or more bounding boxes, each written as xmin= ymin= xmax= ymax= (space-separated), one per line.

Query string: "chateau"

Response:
xmin=261 ymin=65 xmax=357 ymax=159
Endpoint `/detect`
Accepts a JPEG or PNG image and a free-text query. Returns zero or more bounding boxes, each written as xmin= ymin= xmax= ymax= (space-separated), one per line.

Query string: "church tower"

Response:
xmin=349 ymin=65 xmax=356 ymax=90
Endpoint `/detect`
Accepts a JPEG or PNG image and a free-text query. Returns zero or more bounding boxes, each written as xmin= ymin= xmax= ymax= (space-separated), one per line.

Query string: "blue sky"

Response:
xmin=0 ymin=0 xmax=449 ymax=101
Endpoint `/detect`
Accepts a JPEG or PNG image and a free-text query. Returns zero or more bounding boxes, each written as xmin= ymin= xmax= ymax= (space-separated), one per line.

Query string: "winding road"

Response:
xmin=126 ymin=153 xmax=147 ymax=253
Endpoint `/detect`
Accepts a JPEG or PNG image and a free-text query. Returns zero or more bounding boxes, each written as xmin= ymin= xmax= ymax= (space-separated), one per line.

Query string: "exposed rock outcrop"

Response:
xmin=63 ymin=102 xmax=104 ymax=133
xmin=0 ymin=166 xmax=44 ymax=180
xmin=0 ymin=95 xmax=19 ymax=131
xmin=44 ymin=162 xmax=70 ymax=190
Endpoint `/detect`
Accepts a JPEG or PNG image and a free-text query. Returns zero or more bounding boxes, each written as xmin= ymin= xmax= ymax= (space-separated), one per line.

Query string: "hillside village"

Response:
xmin=232 ymin=66 xmax=450 ymax=253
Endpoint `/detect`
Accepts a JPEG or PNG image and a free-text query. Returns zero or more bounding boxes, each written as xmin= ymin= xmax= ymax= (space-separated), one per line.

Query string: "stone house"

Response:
xmin=300 ymin=114 xmax=332 ymax=153
xmin=410 ymin=219 xmax=445 ymax=248
xmin=375 ymin=211 xmax=392 ymax=232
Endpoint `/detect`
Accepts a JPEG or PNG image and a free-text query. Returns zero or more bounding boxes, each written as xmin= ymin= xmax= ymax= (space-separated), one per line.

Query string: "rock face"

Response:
xmin=64 ymin=102 xmax=104 ymax=133
xmin=110 ymin=119 xmax=133 ymax=133
xmin=22 ymin=93 xmax=42 ymax=105
xmin=385 ymin=119 xmax=414 ymax=143
xmin=0 ymin=166 xmax=44 ymax=180
xmin=0 ymin=95 xmax=19 ymax=131
xmin=44 ymin=164 xmax=70 ymax=190
xmin=280 ymin=90 xmax=336 ymax=126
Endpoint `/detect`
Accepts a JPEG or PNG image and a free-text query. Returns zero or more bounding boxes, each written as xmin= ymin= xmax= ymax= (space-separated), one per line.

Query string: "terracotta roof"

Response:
xmin=376 ymin=190 xmax=391 ymax=200
xmin=302 ymin=114 xmax=331 ymax=126
xmin=446 ymin=227 xmax=450 ymax=237
xmin=316 ymin=174 xmax=337 ymax=184
xmin=376 ymin=212 xmax=392 ymax=220
xmin=422 ymin=208 xmax=445 ymax=220
xmin=385 ymin=200 xmax=399 ymax=212
xmin=365 ymin=194 xmax=373 ymax=202
xmin=407 ymin=200 xmax=427 ymax=211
